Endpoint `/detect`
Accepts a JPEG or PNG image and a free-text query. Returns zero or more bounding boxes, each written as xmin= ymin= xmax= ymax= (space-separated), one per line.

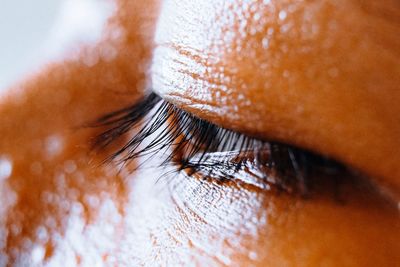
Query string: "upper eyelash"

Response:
xmin=92 ymin=92 xmax=346 ymax=195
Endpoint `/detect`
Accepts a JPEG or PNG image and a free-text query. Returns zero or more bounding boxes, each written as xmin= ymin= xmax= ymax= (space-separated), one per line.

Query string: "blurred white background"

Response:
xmin=0 ymin=0 xmax=112 ymax=91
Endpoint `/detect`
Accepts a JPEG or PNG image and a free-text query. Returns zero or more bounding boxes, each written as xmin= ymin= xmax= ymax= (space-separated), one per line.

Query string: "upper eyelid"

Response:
xmin=92 ymin=92 xmax=351 ymax=196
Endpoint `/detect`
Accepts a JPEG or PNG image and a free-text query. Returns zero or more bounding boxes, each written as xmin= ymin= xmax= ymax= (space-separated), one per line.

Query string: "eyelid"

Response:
xmin=93 ymin=92 xmax=351 ymax=196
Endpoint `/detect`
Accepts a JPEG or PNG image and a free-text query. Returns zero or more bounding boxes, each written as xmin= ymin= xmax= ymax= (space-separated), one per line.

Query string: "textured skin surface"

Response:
xmin=0 ymin=1 xmax=159 ymax=265
xmin=152 ymin=0 xmax=400 ymax=198
xmin=0 ymin=0 xmax=399 ymax=266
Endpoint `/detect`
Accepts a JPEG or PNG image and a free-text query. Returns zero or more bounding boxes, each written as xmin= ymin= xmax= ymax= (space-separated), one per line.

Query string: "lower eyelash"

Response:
xmin=91 ymin=92 xmax=346 ymax=195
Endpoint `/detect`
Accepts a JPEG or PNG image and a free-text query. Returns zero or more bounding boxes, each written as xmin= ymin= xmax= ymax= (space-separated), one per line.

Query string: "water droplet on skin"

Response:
xmin=36 ymin=226 xmax=49 ymax=242
xmin=109 ymin=26 xmax=124 ymax=41
xmin=41 ymin=191 xmax=53 ymax=204
xmin=82 ymin=51 xmax=99 ymax=67
xmin=249 ymin=27 xmax=258 ymax=36
xmin=279 ymin=10 xmax=287 ymax=21
xmin=101 ymin=44 xmax=118 ymax=62
xmin=262 ymin=37 xmax=269 ymax=49
xmin=64 ymin=160 xmax=77 ymax=174
xmin=55 ymin=173 xmax=66 ymax=190
xmin=280 ymin=24 xmax=290 ymax=33
xmin=45 ymin=135 xmax=64 ymax=157
xmin=0 ymin=157 xmax=12 ymax=180
xmin=84 ymin=195 xmax=100 ymax=208
xmin=31 ymin=245 xmax=45 ymax=264
xmin=70 ymin=202 xmax=84 ymax=216
xmin=9 ymin=224 xmax=21 ymax=236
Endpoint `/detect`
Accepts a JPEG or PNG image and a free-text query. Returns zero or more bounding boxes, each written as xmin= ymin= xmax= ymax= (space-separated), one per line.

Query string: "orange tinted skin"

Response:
xmin=0 ymin=0 xmax=160 ymax=264
xmin=152 ymin=0 xmax=400 ymax=198
xmin=0 ymin=0 xmax=399 ymax=266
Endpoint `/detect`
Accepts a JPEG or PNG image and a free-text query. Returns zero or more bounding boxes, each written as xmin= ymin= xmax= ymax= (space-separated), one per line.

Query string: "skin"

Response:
xmin=152 ymin=0 xmax=400 ymax=199
xmin=0 ymin=0 xmax=160 ymax=265
xmin=0 ymin=0 xmax=399 ymax=266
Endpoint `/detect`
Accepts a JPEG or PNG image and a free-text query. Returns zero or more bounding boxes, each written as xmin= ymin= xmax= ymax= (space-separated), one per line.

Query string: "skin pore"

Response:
xmin=0 ymin=0 xmax=399 ymax=266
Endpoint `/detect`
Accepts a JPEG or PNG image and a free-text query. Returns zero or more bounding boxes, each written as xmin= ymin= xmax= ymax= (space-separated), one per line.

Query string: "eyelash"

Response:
xmin=92 ymin=92 xmax=346 ymax=195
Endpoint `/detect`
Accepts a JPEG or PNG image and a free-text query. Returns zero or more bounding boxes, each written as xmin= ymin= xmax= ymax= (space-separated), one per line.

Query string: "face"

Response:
xmin=0 ymin=0 xmax=399 ymax=266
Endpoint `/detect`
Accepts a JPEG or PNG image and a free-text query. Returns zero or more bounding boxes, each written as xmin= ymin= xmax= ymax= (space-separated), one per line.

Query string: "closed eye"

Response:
xmin=90 ymin=92 xmax=358 ymax=198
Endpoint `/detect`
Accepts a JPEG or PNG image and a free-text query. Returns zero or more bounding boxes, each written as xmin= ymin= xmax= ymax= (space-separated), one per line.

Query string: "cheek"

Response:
xmin=1 ymin=129 xmax=131 ymax=265
xmin=123 ymin=167 xmax=267 ymax=265
xmin=125 ymin=164 xmax=400 ymax=266
xmin=4 ymin=140 xmax=398 ymax=266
